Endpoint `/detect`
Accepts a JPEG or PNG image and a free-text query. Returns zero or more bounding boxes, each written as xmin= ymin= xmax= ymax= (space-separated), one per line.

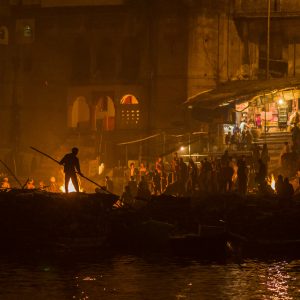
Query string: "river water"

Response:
xmin=1 ymin=253 xmax=300 ymax=300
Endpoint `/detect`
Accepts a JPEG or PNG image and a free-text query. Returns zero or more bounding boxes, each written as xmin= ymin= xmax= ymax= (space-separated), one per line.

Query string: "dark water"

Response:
xmin=1 ymin=253 xmax=300 ymax=300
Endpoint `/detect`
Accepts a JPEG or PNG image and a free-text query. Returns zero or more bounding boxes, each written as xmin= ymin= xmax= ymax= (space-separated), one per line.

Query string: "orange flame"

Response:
xmin=268 ymin=174 xmax=276 ymax=191
xmin=60 ymin=180 xmax=82 ymax=193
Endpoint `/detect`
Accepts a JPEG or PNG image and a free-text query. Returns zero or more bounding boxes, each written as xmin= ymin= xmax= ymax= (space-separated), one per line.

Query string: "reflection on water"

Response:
xmin=1 ymin=254 xmax=300 ymax=299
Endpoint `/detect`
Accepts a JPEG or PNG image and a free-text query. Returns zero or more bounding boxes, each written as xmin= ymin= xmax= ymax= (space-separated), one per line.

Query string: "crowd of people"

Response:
xmin=0 ymin=175 xmax=60 ymax=192
xmin=0 ymin=144 xmax=298 ymax=206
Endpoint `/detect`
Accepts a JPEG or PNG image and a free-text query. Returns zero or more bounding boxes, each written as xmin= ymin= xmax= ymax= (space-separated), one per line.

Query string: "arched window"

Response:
xmin=71 ymin=97 xmax=89 ymax=128
xmin=96 ymin=96 xmax=115 ymax=131
xmin=120 ymin=94 xmax=139 ymax=105
xmin=120 ymin=94 xmax=140 ymax=128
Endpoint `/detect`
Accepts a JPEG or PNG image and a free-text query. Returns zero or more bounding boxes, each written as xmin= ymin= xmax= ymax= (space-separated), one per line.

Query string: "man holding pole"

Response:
xmin=59 ymin=147 xmax=83 ymax=193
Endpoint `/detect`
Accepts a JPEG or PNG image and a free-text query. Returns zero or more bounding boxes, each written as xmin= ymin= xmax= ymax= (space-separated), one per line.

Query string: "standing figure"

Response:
xmin=128 ymin=176 xmax=138 ymax=197
xmin=129 ymin=162 xmax=137 ymax=181
xmin=255 ymin=159 xmax=267 ymax=191
xmin=255 ymin=114 xmax=262 ymax=129
xmin=237 ymin=157 xmax=248 ymax=195
xmin=59 ymin=147 xmax=82 ymax=193
xmin=139 ymin=162 xmax=148 ymax=178
xmin=171 ymin=152 xmax=179 ymax=182
xmin=105 ymin=176 xmax=114 ymax=193
xmin=261 ymin=144 xmax=270 ymax=174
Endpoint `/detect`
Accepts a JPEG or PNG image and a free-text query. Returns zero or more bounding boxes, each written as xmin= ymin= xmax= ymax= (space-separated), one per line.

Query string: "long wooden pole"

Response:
xmin=30 ymin=146 xmax=113 ymax=194
xmin=30 ymin=146 xmax=60 ymax=164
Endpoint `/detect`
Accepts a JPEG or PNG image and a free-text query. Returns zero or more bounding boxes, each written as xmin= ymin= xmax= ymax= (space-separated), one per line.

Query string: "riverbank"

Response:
xmin=0 ymin=190 xmax=300 ymax=258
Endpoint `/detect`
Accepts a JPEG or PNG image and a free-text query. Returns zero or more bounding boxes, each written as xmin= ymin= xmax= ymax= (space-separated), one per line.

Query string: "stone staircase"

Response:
xmin=255 ymin=131 xmax=292 ymax=174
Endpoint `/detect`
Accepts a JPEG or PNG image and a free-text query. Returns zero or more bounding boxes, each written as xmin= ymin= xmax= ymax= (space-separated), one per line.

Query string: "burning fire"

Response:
xmin=268 ymin=174 xmax=276 ymax=191
xmin=60 ymin=180 xmax=82 ymax=193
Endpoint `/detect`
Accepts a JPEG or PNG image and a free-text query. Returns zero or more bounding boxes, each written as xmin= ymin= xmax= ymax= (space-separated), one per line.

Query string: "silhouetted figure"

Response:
xmin=283 ymin=177 xmax=294 ymax=199
xmin=128 ymin=176 xmax=137 ymax=197
xmin=280 ymin=142 xmax=290 ymax=168
xmin=178 ymin=158 xmax=188 ymax=195
xmin=225 ymin=132 xmax=231 ymax=147
xmin=171 ymin=152 xmax=179 ymax=183
xmin=153 ymin=169 xmax=161 ymax=195
xmin=292 ymin=126 xmax=300 ymax=153
xmin=275 ymin=175 xmax=284 ymax=197
xmin=186 ymin=158 xmax=198 ymax=195
xmin=120 ymin=185 xmax=134 ymax=208
xmin=105 ymin=176 xmax=114 ymax=193
xmin=261 ymin=144 xmax=270 ymax=174
xmin=245 ymin=130 xmax=253 ymax=149
xmin=255 ymin=159 xmax=267 ymax=192
xmin=252 ymin=144 xmax=261 ymax=173
xmin=237 ymin=157 xmax=248 ymax=195
xmin=59 ymin=147 xmax=82 ymax=193
xmin=155 ymin=156 xmax=164 ymax=176
xmin=220 ymin=161 xmax=234 ymax=193
xmin=221 ymin=150 xmax=230 ymax=165
xmin=137 ymin=176 xmax=151 ymax=201
xmin=139 ymin=162 xmax=148 ymax=180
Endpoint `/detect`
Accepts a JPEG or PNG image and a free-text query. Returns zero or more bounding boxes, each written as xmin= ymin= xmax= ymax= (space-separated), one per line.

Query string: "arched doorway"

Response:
xmin=71 ymin=96 xmax=89 ymax=129
xmin=96 ymin=96 xmax=115 ymax=131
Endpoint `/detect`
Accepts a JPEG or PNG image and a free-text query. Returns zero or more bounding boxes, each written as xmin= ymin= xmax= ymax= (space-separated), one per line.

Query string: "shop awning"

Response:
xmin=185 ymin=78 xmax=300 ymax=109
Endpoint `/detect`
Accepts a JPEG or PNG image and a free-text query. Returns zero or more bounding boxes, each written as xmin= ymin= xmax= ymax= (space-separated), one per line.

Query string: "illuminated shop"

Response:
xmin=233 ymin=89 xmax=300 ymax=133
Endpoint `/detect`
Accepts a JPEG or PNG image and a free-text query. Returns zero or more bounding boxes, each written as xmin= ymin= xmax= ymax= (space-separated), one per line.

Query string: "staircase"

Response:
xmin=255 ymin=131 xmax=292 ymax=174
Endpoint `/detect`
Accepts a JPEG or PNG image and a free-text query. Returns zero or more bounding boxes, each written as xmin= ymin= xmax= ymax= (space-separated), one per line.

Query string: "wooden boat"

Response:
xmin=0 ymin=190 xmax=119 ymax=252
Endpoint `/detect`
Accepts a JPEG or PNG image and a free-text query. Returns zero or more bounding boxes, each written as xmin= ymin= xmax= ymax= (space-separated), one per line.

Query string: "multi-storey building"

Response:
xmin=4 ymin=0 xmax=298 ymax=176
xmin=0 ymin=0 xmax=191 ymax=173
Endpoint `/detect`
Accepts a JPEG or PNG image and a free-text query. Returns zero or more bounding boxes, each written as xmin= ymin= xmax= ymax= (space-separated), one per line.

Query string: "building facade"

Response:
xmin=4 ymin=0 xmax=300 ymax=173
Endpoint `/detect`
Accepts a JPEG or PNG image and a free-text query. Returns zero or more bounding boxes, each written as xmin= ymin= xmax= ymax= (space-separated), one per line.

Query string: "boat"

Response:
xmin=0 ymin=189 xmax=119 ymax=252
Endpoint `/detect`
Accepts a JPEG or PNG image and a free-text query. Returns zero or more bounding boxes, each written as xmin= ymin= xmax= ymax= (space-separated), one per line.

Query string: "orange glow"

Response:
xmin=60 ymin=180 xmax=82 ymax=193
xmin=268 ymin=174 xmax=276 ymax=191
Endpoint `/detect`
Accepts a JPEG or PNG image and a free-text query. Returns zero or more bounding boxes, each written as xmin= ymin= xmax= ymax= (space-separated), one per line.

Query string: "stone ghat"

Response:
xmin=109 ymin=193 xmax=300 ymax=255
xmin=146 ymin=193 xmax=300 ymax=240
xmin=0 ymin=190 xmax=118 ymax=252
xmin=1 ymin=191 xmax=300 ymax=257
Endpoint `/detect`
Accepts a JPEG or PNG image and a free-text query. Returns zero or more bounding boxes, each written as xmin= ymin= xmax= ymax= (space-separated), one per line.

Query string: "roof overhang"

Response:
xmin=185 ymin=78 xmax=300 ymax=110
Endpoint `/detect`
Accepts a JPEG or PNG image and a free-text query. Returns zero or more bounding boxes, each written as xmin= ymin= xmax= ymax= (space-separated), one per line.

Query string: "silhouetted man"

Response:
xmin=60 ymin=147 xmax=82 ymax=193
